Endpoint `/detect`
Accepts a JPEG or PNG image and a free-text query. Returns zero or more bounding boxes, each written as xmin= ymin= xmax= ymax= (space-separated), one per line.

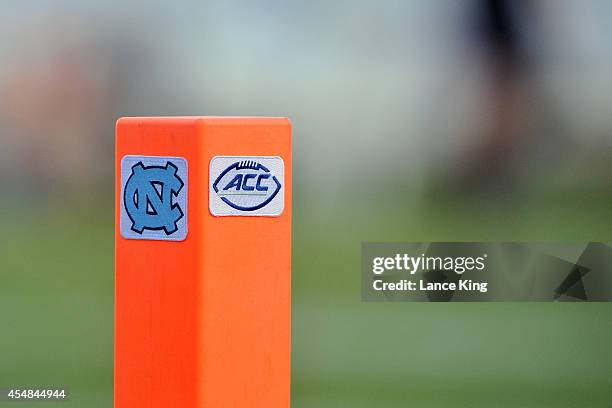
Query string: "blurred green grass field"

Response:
xmin=2 ymin=185 xmax=612 ymax=407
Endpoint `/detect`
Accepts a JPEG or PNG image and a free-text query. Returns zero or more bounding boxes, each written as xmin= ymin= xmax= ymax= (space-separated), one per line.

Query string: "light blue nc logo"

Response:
xmin=124 ymin=161 xmax=184 ymax=234
xmin=120 ymin=156 xmax=188 ymax=241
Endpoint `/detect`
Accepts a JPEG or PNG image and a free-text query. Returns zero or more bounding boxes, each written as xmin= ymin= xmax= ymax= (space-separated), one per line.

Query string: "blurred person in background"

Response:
xmin=438 ymin=0 xmax=612 ymax=196
xmin=430 ymin=0 xmax=539 ymax=195
xmin=0 ymin=13 xmax=148 ymax=203
xmin=462 ymin=0 xmax=534 ymax=190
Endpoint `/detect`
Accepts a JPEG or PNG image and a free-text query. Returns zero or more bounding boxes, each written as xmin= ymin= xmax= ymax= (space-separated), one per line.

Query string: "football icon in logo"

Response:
xmin=213 ymin=160 xmax=281 ymax=211
xmin=209 ymin=156 xmax=284 ymax=216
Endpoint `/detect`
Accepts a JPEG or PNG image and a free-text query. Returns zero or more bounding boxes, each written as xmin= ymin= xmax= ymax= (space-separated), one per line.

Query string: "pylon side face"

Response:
xmin=115 ymin=117 xmax=291 ymax=408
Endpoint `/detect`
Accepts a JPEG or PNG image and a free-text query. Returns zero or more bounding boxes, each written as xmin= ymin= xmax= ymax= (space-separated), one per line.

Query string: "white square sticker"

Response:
xmin=209 ymin=156 xmax=284 ymax=216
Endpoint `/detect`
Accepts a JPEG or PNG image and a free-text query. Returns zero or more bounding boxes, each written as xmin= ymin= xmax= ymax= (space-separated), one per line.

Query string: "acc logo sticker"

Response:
xmin=120 ymin=155 xmax=188 ymax=241
xmin=210 ymin=156 xmax=284 ymax=216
